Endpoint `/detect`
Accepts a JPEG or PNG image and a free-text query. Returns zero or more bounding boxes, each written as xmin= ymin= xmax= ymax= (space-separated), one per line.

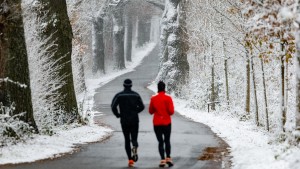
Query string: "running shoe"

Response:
xmin=128 ymin=159 xmax=134 ymax=167
xmin=166 ymin=157 xmax=174 ymax=167
xmin=159 ymin=159 xmax=166 ymax=167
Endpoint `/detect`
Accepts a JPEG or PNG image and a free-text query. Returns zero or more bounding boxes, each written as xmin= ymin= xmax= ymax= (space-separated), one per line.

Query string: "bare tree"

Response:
xmin=111 ymin=0 xmax=126 ymax=70
xmin=92 ymin=0 xmax=110 ymax=74
xmin=124 ymin=13 xmax=133 ymax=61
xmin=245 ymin=49 xmax=251 ymax=114
xmin=124 ymin=1 xmax=136 ymax=62
xmin=250 ymin=55 xmax=259 ymax=126
xmin=296 ymin=0 xmax=300 ymax=140
xmin=261 ymin=57 xmax=269 ymax=131
xmin=92 ymin=16 xmax=106 ymax=74
xmin=223 ymin=41 xmax=230 ymax=106
xmin=281 ymin=43 xmax=287 ymax=132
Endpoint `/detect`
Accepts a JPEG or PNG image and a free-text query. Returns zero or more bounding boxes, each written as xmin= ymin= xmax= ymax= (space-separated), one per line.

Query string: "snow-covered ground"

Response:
xmin=0 ymin=43 xmax=156 ymax=165
xmin=148 ymin=84 xmax=300 ymax=169
xmin=0 ymin=125 xmax=112 ymax=164
xmin=3 ymin=41 xmax=299 ymax=169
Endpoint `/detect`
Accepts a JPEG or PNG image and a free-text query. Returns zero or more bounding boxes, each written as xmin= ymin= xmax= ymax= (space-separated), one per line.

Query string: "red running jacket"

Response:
xmin=149 ymin=91 xmax=174 ymax=126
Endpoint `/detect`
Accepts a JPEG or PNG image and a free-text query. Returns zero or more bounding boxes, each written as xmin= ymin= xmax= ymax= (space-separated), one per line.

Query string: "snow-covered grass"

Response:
xmin=148 ymin=83 xmax=300 ymax=169
xmin=0 ymin=42 xmax=156 ymax=165
xmin=0 ymin=125 xmax=112 ymax=165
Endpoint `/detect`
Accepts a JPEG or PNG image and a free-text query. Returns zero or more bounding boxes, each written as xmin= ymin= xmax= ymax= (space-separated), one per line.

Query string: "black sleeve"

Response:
xmin=136 ymin=95 xmax=145 ymax=113
xmin=111 ymin=94 xmax=120 ymax=118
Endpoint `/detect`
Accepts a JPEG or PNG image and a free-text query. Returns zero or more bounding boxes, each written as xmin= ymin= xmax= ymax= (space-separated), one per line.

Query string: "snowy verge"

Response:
xmin=148 ymin=83 xmax=300 ymax=169
xmin=0 ymin=43 xmax=156 ymax=165
xmin=0 ymin=126 xmax=112 ymax=165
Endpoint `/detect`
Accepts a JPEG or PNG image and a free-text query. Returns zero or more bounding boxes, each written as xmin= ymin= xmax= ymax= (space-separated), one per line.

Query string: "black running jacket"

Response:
xmin=111 ymin=88 xmax=145 ymax=124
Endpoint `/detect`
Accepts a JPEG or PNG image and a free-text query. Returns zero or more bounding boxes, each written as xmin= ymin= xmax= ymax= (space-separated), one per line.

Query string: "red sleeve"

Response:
xmin=149 ymin=97 xmax=155 ymax=115
xmin=168 ymin=96 xmax=174 ymax=115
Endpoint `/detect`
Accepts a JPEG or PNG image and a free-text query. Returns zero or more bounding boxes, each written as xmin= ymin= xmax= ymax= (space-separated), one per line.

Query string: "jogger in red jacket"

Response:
xmin=149 ymin=81 xmax=174 ymax=167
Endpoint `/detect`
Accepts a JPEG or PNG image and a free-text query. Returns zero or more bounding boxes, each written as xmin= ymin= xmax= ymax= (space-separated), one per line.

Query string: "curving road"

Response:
xmin=0 ymin=45 xmax=230 ymax=169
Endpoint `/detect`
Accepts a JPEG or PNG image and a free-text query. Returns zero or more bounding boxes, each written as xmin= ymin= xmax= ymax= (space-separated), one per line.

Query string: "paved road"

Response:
xmin=1 ymin=45 xmax=230 ymax=169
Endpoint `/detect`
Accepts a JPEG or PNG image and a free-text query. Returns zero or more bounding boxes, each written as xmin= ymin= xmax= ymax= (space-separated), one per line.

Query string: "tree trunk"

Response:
xmin=75 ymin=54 xmax=86 ymax=93
xmin=112 ymin=3 xmax=125 ymax=70
xmin=211 ymin=55 xmax=216 ymax=111
xmin=137 ymin=19 xmax=149 ymax=47
xmin=92 ymin=16 xmax=105 ymax=74
xmin=156 ymin=0 xmax=189 ymax=95
xmin=261 ymin=58 xmax=269 ymax=131
xmin=285 ymin=60 xmax=289 ymax=128
xmin=224 ymin=58 xmax=229 ymax=105
xmin=150 ymin=16 xmax=161 ymax=43
xmin=104 ymin=15 xmax=114 ymax=61
xmin=92 ymin=0 xmax=110 ymax=74
xmin=295 ymin=1 xmax=300 ymax=139
xmin=0 ymin=0 xmax=38 ymax=131
xmin=137 ymin=19 xmax=143 ymax=47
xmin=36 ymin=0 xmax=78 ymax=123
xmin=245 ymin=50 xmax=251 ymax=114
xmin=125 ymin=14 xmax=133 ymax=62
xmin=251 ymin=55 xmax=259 ymax=126
xmin=223 ymin=41 xmax=229 ymax=106
xmin=281 ymin=44 xmax=286 ymax=132
xmin=144 ymin=20 xmax=151 ymax=43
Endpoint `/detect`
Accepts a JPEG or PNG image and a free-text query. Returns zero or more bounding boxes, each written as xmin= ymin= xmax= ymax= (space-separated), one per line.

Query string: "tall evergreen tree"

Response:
xmin=35 ymin=0 xmax=78 ymax=123
xmin=0 ymin=0 xmax=38 ymax=131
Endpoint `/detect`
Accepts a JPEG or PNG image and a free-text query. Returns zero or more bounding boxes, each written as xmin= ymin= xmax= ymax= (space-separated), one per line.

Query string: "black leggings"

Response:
xmin=154 ymin=124 xmax=171 ymax=159
xmin=121 ymin=123 xmax=139 ymax=160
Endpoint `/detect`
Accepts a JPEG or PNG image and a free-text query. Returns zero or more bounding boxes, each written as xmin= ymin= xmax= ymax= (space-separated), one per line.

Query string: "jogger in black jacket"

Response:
xmin=111 ymin=79 xmax=145 ymax=167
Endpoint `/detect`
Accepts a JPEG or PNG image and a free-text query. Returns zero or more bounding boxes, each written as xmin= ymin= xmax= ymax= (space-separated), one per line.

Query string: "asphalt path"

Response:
xmin=1 ymin=45 xmax=230 ymax=169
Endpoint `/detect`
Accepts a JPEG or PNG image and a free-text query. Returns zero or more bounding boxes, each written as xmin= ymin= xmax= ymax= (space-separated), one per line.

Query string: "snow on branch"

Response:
xmin=108 ymin=0 xmax=122 ymax=6
xmin=0 ymin=78 xmax=27 ymax=88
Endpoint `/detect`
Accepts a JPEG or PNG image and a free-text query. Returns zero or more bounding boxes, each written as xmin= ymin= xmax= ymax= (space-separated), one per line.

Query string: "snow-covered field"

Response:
xmin=148 ymin=84 xmax=300 ymax=169
xmin=0 ymin=43 xmax=156 ymax=165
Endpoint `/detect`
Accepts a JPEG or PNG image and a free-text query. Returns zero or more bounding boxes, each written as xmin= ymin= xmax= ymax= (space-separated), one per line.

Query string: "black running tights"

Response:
xmin=154 ymin=124 xmax=171 ymax=160
xmin=121 ymin=123 xmax=139 ymax=160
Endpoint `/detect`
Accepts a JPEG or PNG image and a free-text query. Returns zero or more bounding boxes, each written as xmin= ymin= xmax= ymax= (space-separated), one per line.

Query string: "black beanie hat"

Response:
xmin=158 ymin=81 xmax=165 ymax=92
xmin=123 ymin=79 xmax=132 ymax=87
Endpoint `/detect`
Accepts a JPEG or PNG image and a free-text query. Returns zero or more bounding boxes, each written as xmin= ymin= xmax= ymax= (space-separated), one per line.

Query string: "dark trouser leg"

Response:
xmin=121 ymin=124 xmax=132 ymax=160
xmin=154 ymin=126 xmax=165 ymax=159
xmin=164 ymin=124 xmax=171 ymax=158
xmin=131 ymin=123 xmax=139 ymax=148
